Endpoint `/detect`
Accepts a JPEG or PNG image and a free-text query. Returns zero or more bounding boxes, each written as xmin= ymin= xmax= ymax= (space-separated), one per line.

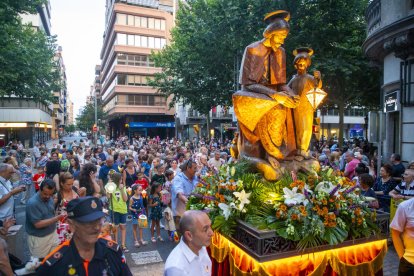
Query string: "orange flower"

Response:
xmin=322 ymin=199 xmax=328 ymax=205
xmin=354 ymin=208 xmax=361 ymax=216
xmin=291 ymin=214 xmax=299 ymax=221
xmin=280 ymin=204 xmax=288 ymax=212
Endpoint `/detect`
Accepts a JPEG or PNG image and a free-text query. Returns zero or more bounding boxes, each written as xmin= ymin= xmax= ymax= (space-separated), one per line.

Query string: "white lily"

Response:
xmin=315 ymin=181 xmax=337 ymax=195
xmin=233 ymin=190 xmax=251 ymax=210
xmin=218 ymin=202 xmax=235 ymax=220
xmin=283 ymin=187 xmax=306 ymax=205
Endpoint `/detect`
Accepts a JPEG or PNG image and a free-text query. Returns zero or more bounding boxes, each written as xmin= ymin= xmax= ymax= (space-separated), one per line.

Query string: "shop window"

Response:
xmin=401 ymin=59 xmax=414 ymax=106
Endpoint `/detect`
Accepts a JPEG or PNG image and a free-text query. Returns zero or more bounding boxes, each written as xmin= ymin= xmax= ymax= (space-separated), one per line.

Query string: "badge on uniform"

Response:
xmin=68 ymin=266 xmax=76 ymax=275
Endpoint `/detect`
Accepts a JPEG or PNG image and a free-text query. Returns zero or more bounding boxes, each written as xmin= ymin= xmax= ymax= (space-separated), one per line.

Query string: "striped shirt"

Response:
xmin=394 ymin=181 xmax=414 ymax=196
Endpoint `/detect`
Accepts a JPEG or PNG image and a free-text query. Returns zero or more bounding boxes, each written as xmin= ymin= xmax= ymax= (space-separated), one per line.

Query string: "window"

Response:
xmin=127 ymin=34 xmax=135 ymax=46
xmin=127 ymin=95 xmax=166 ymax=106
xmin=148 ymin=37 xmax=155 ymax=48
xmin=141 ymin=36 xmax=148 ymax=47
xmin=117 ymin=74 xmax=127 ymax=85
xmin=154 ymin=19 xmax=161 ymax=30
xmin=160 ymin=20 xmax=166 ymax=30
xmin=401 ymin=60 xmax=414 ymax=106
xmin=117 ymin=14 xmax=127 ymax=25
xmin=148 ymin=18 xmax=155 ymax=29
xmin=141 ymin=17 xmax=147 ymax=28
xmin=134 ymin=16 xmax=141 ymax=27
xmin=117 ymin=33 xmax=127 ymax=45
xmin=127 ymin=15 xmax=134 ymax=26
xmin=154 ymin=37 xmax=161 ymax=49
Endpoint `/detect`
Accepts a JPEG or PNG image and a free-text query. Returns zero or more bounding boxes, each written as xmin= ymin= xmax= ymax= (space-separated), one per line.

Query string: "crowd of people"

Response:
xmin=0 ymin=135 xmax=414 ymax=275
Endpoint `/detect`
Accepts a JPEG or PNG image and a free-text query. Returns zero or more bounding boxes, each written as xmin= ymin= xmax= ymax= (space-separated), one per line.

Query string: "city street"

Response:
xmin=8 ymin=194 xmax=399 ymax=275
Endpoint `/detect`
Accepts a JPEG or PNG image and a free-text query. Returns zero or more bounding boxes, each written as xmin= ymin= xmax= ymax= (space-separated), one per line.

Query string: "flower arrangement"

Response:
xmin=187 ymin=163 xmax=255 ymax=235
xmin=188 ymin=163 xmax=380 ymax=249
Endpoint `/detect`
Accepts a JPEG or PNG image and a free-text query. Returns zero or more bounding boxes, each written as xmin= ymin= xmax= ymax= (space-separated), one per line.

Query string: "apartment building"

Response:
xmin=0 ymin=1 xmax=54 ymax=147
xmin=100 ymin=0 xmax=176 ymax=139
xmin=363 ymin=0 xmax=414 ymax=164
xmin=52 ymin=46 xmax=68 ymax=139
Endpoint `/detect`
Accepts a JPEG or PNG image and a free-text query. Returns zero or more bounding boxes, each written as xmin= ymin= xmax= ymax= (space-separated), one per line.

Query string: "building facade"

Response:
xmin=363 ymin=0 xmax=414 ymax=164
xmin=0 ymin=1 xmax=53 ymax=147
xmin=52 ymin=46 xmax=68 ymax=139
xmin=100 ymin=0 xmax=176 ymax=139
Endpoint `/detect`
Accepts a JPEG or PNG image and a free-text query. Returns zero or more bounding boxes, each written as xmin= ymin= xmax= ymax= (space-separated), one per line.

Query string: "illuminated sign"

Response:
xmin=384 ymin=91 xmax=399 ymax=113
xmin=0 ymin=123 xmax=27 ymax=128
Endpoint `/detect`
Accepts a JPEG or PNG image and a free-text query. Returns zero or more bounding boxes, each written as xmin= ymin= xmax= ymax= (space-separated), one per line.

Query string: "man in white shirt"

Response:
xmin=164 ymin=210 xmax=213 ymax=276
xmin=390 ymin=197 xmax=414 ymax=275
xmin=0 ymin=164 xmax=25 ymax=221
xmin=208 ymin=150 xmax=224 ymax=170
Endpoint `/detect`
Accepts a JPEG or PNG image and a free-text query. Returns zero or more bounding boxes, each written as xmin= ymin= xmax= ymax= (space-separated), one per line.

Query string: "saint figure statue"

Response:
xmin=233 ymin=10 xmax=299 ymax=180
xmin=288 ymin=47 xmax=322 ymax=159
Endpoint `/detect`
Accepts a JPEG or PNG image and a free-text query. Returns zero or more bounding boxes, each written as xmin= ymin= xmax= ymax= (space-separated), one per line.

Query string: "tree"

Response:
xmin=151 ymin=0 xmax=380 ymax=146
xmin=0 ymin=0 xmax=61 ymax=103
xmin=65 ymin=124 xmax=76 ymax=133
xmin=149 ymin=0 xmax=283 ymax=115
xmin=76 ymin=102 xmax=106 ymax=132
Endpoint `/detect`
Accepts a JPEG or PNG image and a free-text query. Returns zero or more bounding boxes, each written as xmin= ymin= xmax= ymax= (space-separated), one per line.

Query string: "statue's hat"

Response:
xmin=293 ymin=47 xmax=314 ymax=57
xmin=264 ymin=10 xmax=290 ymax=24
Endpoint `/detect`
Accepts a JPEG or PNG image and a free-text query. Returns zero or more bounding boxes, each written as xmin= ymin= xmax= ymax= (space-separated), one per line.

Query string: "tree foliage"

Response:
xmin=0 ymin=0 xmax=61 ymax=103
xmin=151 ymin=0 xmax=380 ymax=144
xmin=76 ymin=102 xmax=106 ymax=132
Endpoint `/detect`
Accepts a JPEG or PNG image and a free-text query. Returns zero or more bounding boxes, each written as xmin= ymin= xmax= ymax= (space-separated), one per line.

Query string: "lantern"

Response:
xmin=306 ymin=86 xmax=327 ymax=110
xmin=105 ymin=181 xmax=117 ymax=194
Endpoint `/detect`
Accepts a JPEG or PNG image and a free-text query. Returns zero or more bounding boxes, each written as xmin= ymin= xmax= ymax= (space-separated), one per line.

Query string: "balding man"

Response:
xmin=164 ymin=210 xmax=213 ymax=276
xmin=98 ymin=156 xmax=119 ymax=187
xmin=0 ymin=163 xmax=25 ymax=221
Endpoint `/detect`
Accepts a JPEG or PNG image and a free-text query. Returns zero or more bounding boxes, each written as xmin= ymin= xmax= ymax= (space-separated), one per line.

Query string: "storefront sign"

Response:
xmin=129 ymin=122 xmax=175 ymax=128
xmin=384 ymin=91 xmax=399 ymax=113
xmin=0 ymin=123 xmax=27 ymax=128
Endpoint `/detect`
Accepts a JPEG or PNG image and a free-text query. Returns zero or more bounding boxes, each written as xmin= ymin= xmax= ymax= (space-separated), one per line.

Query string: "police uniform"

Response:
xmin=36 ymin=196 xmax=132 ymax=276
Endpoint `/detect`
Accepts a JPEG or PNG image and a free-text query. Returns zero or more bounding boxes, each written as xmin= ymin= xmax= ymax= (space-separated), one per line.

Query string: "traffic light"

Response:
xmin=313 ymin=117 xmax=320 ymax=136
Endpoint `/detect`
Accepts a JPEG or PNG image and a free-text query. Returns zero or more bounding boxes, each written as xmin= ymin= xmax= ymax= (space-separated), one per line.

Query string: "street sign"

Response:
xmin=384 ymin=91 xmax=399 ymax=113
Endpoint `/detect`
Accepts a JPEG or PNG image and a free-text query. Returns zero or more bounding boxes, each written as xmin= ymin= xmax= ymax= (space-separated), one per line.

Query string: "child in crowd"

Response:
xmin=163 ymin=169 xmax=174 ymax=193
xmin=163 ymin=193 xmax=176 ymax=241
xmin=135 ymin=171 xmax=149 ymax=191
xmin=151 ymin=164 xmax=166 ymax=187
xmin=360 ymin=173 xmax=379 ymax=209
xmin=148 ymin=182 xmax=163 ymax=243
xmin=129 ymin=184 xmax=148 ymax=247
xmin=106 ymin=172 xmax=129 ymax=252
xmin=32 ymin=166 xmax=45 ymax=192
xmin=101 ymin=222 xmax=113 ymax=241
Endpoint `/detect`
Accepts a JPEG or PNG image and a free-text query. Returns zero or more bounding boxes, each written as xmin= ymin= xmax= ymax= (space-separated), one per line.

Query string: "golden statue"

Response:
xmin=288 ymin=47 xmax=322 ymax=159
xmin=233 ymin=11 xmax=321 ymax=180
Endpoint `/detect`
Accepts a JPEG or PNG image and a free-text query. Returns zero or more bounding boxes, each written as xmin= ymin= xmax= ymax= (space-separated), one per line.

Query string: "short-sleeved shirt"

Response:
xmin=171 ymin=172 xmax=198 ymax=217
xmin=141 ymin=162 xmax=151 ymax=177
xmin=392 ymin=163 xmax=406 ymax=178
xmin=390 ymin=198 xmax=414 ymax=264
xmin=26 ymin=193 xmax=56 ymax=237
xmin=164 ymin=238 xmax=211 ymax=276
xmin=0 ymin=176 xmax=14 ymax=220
xmin=393 ymin=181 xmax=414 ymax=197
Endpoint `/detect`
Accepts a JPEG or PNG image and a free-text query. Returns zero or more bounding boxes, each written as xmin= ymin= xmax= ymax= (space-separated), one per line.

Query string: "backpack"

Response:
xmin=60 ymin=159 xmax=70 ymax=172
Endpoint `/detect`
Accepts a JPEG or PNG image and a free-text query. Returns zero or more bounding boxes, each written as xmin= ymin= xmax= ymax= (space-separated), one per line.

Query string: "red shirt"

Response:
xmin=33 ymin=173 xmax=45 ymax=191
xmin=134 ymin=178 xmax=149 ymax=190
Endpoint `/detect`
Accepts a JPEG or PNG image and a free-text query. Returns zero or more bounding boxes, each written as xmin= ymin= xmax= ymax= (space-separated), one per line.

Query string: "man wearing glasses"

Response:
xmin=37 ymin=196 xmax=132 ymax=275
xmin=172 ymin=159 xmax=198 ymax=231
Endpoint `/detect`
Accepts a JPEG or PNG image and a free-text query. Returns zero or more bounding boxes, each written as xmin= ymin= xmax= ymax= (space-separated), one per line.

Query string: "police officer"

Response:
xmin=37 ymin=196 xmax=132 ymax=275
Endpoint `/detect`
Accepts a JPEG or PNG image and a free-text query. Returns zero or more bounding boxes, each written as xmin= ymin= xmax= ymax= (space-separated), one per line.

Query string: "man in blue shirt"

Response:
xmin=171 ymin=159 xmax=198 ymax=231
xmin=98 ymin=156 xmax=119 ymax=187
xmin=26 ymin=179 xmax=65 ymax=258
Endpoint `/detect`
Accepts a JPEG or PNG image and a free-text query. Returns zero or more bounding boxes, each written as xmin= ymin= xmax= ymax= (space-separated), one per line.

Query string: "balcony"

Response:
xmin=366 ymin=0 xmax=381 ymax=36
xmin=211 ymin=111 xmax=233 ymax=120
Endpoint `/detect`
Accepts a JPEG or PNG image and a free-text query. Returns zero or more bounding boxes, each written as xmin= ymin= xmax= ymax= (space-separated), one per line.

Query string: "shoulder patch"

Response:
xmin=43 ymin=245 xmax=69 ymax=266
xmin=99 ymin=237 xmax=120 ymax=252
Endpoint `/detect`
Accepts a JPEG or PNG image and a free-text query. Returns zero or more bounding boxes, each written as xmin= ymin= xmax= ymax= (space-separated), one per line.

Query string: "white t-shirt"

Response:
xmin=164 ymin=238 xmax=211 ymax=276
xmin=0 ymin=176 xmax=14 ymax=220
xmin=208 ymin=158 xmax=224 ymax=170
xmin=390 ymin=197 xmax=414 ymax=264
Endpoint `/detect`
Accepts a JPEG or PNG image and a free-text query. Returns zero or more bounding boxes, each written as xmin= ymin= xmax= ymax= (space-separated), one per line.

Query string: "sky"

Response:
xmin=50 ymin=0 xmax=105 ymax=116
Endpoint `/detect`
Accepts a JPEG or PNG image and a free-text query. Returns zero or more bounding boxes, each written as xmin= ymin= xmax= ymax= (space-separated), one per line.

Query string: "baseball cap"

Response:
xmin=66 ymin=196 xmax=105 ymax=223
